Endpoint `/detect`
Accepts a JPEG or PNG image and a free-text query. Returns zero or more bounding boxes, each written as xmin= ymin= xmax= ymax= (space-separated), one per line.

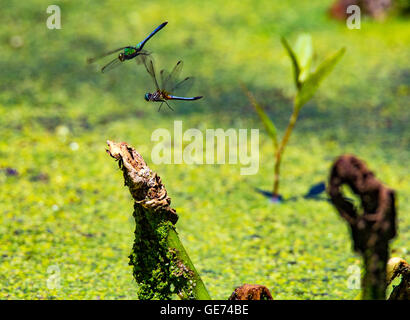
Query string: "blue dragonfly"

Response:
xmin=140 ymin=55 xmax=203 ymax=111
xmin=87 ymin=22 xmax=167 ymax=73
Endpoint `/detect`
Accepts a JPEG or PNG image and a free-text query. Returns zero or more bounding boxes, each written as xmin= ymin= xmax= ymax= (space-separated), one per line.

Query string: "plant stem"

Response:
xmin=362 ymin=248 xmax=388 ymax=300
xmin=273 ymin=104 xmax=300 ymax=197
xmin=167 ymin=228 xmax=211 ymax=300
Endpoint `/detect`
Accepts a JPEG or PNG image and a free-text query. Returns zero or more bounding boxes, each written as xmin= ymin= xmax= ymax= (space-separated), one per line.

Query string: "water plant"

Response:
xmin=242 ymin=34 xmax=345 ymax=200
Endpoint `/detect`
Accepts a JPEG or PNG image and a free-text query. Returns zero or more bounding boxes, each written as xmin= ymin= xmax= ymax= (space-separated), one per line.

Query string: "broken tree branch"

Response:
xmin=106 ymin=140 xmax=210 ymax=300
xmin=327 ymin=154 xmax=397 ymax=299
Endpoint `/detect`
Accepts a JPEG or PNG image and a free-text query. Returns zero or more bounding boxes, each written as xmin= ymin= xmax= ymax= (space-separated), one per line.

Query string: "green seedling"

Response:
xmin=243 ymin=34 xmax=345 ymax=200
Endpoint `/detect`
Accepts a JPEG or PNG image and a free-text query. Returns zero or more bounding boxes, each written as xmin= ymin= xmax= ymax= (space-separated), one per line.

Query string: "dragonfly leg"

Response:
xmin=164 ymin=100 xmax=174 ymax=111
xmin=158 ymin=102 xmax=164 ymax=112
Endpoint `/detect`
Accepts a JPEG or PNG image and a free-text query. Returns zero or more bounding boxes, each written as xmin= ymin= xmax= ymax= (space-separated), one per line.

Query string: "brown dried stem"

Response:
xmin=229 ymin=284 xmax=273 ymax=300
xmin=327 ymin=154 xmax=397 ymax=299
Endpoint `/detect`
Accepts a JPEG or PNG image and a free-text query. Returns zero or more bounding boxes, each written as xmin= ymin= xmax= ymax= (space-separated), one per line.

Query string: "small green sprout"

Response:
xmin=243 ymin=34 xmax=345 ymax=200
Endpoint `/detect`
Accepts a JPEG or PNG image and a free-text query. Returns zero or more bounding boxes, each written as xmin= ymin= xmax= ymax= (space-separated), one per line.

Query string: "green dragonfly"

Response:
xmin=139 ymin=55 xmax=203 ymax=111
xmin=87 ymin=22 xmax=167 ymax=73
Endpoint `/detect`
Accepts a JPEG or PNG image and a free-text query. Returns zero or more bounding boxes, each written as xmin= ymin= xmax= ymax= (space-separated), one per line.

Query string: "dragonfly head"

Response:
xmin=118 ymin=52 xmax=126 ymax=62
xmin=144 ymin=93 xmax=152 ymax=101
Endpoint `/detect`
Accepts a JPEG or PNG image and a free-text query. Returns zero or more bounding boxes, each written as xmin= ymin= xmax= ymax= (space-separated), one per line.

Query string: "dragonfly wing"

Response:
xmin=163 ymin=61 xmax=184 ymax=93
xmin=160 ymin=69 xmax=171 ymax=91
xmin=172 ymin=76 xmax=195 ymax=97
xmin=87 ymin=46 xmax=129 ymax=64
xmin=138 ymin=54 xmax=160 ymax=91
xmin=135 ymin=50 xmax=151 ymax=65
xmin=101 ymin=57 xmax=122 ymax=73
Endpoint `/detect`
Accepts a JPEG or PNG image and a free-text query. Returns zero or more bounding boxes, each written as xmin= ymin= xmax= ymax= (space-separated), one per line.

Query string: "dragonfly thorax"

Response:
xmin=145 ymin=91 xmax=166 ymax=102
xmin=124 ymin=47 xmax=137 ymax=55
xmin=119 ymin=47 xmax=139 ymax=61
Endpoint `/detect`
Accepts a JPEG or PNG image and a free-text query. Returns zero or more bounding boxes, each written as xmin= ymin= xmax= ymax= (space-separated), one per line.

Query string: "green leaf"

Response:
xmin=295 ymin=47 xmax=346 ymax=110
xmin=253 ymin=99 xmax=279 ymax=149
xmin=294 ymin=34 xmax=313 ymax=83
xmin=281 ymin=36 xmax=301 ymax=90
xmin=241 ymin=84 xmax=278 ymax=149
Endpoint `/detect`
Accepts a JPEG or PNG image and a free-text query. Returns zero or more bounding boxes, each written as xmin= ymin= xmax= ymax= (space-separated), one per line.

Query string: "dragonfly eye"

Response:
xmin=144 ymin=93 xmax=151 ymax=101
xmin=118 ymin=53 xmax=125 ymax=61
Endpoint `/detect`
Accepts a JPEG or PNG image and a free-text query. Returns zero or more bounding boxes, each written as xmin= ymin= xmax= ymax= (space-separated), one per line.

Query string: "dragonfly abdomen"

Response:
xmin=167 ymin=95 xmax=203 ymax=101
